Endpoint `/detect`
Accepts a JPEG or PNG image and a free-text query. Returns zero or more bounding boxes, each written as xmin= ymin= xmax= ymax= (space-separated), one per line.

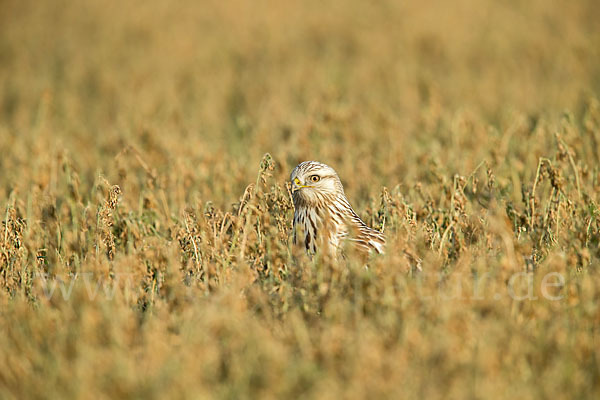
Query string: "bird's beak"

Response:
xmin=291 ymin=177 xmax=309 ymax=193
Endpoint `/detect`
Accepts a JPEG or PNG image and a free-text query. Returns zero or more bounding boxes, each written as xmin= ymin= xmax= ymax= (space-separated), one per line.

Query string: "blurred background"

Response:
xmin=1 ymin=0 xmax=598 ymax=205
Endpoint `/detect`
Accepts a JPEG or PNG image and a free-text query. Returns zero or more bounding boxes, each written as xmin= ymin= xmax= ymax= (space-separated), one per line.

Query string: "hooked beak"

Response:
xmin=291 ymin=177 xmax=310 ymax=193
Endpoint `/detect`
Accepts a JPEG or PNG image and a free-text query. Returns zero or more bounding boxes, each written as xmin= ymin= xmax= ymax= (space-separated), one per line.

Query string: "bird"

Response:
xmin=289 ymin=161 xmax=385 ymax=257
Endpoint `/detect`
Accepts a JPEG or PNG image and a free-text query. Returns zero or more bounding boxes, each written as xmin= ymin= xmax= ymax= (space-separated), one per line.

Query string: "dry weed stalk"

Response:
xmin=96 ymin=182 xmax=122 ymax=260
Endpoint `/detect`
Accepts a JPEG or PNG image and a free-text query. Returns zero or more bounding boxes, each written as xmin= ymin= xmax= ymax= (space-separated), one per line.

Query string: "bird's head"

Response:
xmin=290 ymin=161 xmax=345 ymax=204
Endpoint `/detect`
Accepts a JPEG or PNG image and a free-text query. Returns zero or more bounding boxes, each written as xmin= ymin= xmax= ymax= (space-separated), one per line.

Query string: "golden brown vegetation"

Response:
xmin=1 ymin=0 xmax=600 ymax=398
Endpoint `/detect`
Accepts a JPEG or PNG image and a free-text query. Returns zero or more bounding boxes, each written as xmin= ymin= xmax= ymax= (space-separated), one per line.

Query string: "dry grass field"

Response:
xmin=1 ymin=0 xmax=600 ymax=398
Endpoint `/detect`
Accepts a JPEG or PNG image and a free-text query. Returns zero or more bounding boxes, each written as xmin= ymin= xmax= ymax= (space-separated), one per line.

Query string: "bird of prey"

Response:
xmin=290 ymin=161 xmax=385 ymax=257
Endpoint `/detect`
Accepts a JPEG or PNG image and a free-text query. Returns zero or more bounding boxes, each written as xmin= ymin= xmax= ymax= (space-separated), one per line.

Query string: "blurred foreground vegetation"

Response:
xmin=1 ymin=0 xmax=600 ymax=398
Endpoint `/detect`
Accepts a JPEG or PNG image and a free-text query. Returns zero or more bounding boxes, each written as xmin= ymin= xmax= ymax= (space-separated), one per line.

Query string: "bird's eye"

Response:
xmin=309 ymin=175 xmax=320 ymax=183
